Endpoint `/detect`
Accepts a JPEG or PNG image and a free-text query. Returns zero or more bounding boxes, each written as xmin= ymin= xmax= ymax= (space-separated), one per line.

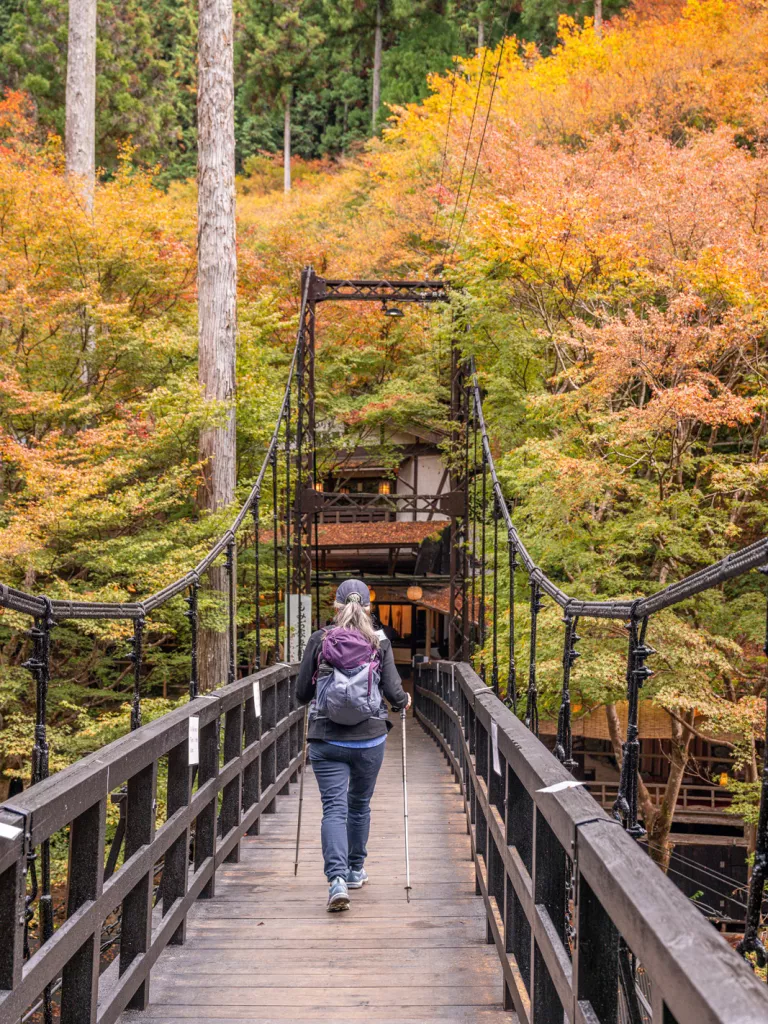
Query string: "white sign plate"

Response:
xmin=537 ymin=780 xmax=585 ymax=794
xmin=491 ymin=720 xmax=501 ymax=775
xmin=285 ymin=594 xmax=312 ymax=661
xmin=0 ymin=822 xmax=22 ymax=840
xmin=188 ymin=716 xmax=200 ymax=766
xmin=252 ymin=681 xmax=261 ymax=718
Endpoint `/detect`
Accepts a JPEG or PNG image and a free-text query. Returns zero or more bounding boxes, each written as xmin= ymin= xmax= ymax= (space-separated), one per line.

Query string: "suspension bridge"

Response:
xmin=1 ymin=269 xmax=768 ymax=1024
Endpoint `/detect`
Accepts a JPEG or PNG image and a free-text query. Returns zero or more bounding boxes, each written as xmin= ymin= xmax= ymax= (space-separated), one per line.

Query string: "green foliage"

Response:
xmin=0 ymin=0 xmax=197 ymax=174
xmin=0 ymin=0 xmax=633 ymax=175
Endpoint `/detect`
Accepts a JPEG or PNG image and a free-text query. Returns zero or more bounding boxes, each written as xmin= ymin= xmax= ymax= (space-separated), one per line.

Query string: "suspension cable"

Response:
xmin=431 ymin=63 xmax=459 ymax=245
xmin=442 ymin=0 xmax=499 ymax=252
xmin=448 ymin=2 xmax=514 ymax=263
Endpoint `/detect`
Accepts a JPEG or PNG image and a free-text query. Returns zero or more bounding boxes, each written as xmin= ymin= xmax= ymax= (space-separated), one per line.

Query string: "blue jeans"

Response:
xmin=309 ymin=740 xmax=386 ymax=881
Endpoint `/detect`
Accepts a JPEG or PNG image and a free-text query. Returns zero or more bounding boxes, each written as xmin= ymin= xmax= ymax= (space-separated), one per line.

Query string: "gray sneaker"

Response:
xmin=327 ymin=876 xmax=350 ymax=912
xmin=347 ymin=868 xmax=368 ymax=889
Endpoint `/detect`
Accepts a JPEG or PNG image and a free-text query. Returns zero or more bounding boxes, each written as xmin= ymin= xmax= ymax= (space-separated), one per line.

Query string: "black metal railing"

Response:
xmin=414 ymin=661 xmax=768 ymax=1024
xmin=0 ymin=662 xmax=303 ymax=1023
xmin=465 ymin=358 xmax=768 ymax=970
xmin=0 ymin=270 xmax=316 ymax=1024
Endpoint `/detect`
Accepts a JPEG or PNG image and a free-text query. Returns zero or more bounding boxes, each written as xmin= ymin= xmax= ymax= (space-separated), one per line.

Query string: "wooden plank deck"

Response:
xmin=122 ymin=715 xmax=514 ymax=1024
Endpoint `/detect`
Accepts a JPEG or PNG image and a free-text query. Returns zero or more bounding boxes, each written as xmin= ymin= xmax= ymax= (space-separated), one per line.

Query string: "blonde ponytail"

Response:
xmin=333 ymin=600 xmax=380 ymax=648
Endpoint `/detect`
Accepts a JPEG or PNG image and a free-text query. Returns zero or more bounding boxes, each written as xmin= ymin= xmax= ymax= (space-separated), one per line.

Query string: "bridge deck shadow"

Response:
xmin=120 ymin=716 xmax=515 ymax=1023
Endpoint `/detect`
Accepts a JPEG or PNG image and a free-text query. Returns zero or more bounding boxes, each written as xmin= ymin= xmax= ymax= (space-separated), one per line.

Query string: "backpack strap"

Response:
xmin=311 ymin=628 xmax=332 ymax=687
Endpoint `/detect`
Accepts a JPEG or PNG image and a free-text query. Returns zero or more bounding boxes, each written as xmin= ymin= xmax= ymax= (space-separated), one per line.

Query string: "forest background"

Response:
xmin=1 ymin=0 xmax=768 ymax=870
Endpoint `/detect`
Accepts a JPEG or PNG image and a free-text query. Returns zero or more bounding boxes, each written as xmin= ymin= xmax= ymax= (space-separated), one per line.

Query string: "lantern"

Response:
xmin=314 ymin=480 xmax=324 ymax=493
xmin=378 ymin=480 xmax=391 ymax=495
xmin=368 ymin=588 xmax=377 ymax=602
xmin=407 ymin=585 xmax=423 ymax=602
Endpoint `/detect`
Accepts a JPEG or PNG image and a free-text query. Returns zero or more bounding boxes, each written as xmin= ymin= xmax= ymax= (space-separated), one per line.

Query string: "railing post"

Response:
xmin=532 ymin=810 xmax=566 ymax=1022
xmin=60 ymin=798 xmax=107 ymax=1024
xmin=0 ymin=832 xmax=25 ymax=993
xmin=574 ymin=872 xmax=619 ymax=1024
xmin=128 ymin=613 xmax=145 ymax=731
xmin=525 ymin=577 xmax=542 ymax=735
xmin=272 ymin=447 xmax=280 ymax=660
xmin=554 ymin=611 xmax=579 ymax=773
xmin=243 ymin=678 xmax=263 ymax=835
xmin=23 ymin=597 xmax=55 ymax=1024
xmin=195 ymin=713 xmax=220 ymax=899
xmin=163 ymin=736 xmax=191 ymax=944
xmin=220 ymin=696 xmax=244 ymax=862
xmin=738 ymin=569 xmax=768 ymax=969
xmin=491 ymin=494 xmax=500 ymax=696
xmin=277 ymin=673 xmax=291 ymax=795
xmin=225 ymin=539 xmax=236 ymax=686
xmin=252 ymin=495 xmax=262 ymax=670
xmin=614 ymin=612 xmax=654 ymax=838
xmin=261 ymin=681 xmax=277 ymax=814
xmin=285 ymin=386 xmax=292 ymax=659
xmin=185 ymin=576 xmax=199 ymax=700
xmin=480 ymin=447 xmax=487 ymax=682
xmin=506 ymin=764 xmax=533 ymax=998
xmin=507 ymin=527 xmax=517 ymax=712
xmin=119 ymin=760 xmax=157 ymax=1010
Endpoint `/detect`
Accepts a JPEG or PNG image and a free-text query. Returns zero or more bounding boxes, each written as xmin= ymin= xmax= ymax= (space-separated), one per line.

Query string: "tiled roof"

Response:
xmin=417 ymin=585 xmax=479 ymax=624
xmin=315 ymin=521 xmax=447 ymax=549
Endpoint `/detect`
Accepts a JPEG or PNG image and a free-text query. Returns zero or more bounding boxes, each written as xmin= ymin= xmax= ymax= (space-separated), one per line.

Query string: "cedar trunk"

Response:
xmin=284 ymin=93 xmax=292 ymax=194
xmin=477 ymin=19 xmax=484 ymax=49
xmin=594 ymin=0 xmax=603 ymax=37
xmin=371 ymin=0 xmax=382 ymax=132
xmin=197 ymin=0 xmax=237 ymax=691
xmin=65 ymin=0 xmax=96 ymax=212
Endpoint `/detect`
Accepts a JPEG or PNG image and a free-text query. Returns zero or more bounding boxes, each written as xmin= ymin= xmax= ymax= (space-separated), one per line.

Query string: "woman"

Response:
xmin=296 ymin=578 xmax=410 ymax=911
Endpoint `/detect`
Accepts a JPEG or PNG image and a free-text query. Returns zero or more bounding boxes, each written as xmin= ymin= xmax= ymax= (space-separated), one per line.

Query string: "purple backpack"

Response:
xmin=314 ymin=627 xmax=382 ymax=726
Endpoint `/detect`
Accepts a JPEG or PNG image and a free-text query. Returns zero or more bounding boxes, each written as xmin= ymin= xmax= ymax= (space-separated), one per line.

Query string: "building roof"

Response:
xmin=314 ymin=521 xmax=447 ymax=549
xmin=416 ymin=585 xmax=480 ymax=624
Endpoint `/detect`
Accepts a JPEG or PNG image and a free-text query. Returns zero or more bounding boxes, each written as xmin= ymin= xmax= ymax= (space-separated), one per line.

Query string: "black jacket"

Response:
xmin=296 ymin=628 xmax=408 ymax=742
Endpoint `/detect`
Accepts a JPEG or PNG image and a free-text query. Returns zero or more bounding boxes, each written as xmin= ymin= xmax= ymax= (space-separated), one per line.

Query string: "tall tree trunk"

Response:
xmin=647 ymin=712 xmax=694 ymax=871
xmin=65 ymin=0 xmax=96 ymax=212
xmin=197 ymin=0 xmax=237 ymax=691
xmin=477 ymin=18 xmax=484 ymax=49
xmin=283 ymin=90 xmax=291 ymax=194
xmin=371 ymin=0 xmax=382 ymax=133
xmin=594 ymin=0 xmax=603 ymax=38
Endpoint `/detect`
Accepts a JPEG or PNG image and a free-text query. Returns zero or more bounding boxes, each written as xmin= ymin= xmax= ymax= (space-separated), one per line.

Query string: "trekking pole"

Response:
xmin=400 ymin=706 xmax=412 ymax=902
xmin=294 ymin=705 xmax=310 ymax=876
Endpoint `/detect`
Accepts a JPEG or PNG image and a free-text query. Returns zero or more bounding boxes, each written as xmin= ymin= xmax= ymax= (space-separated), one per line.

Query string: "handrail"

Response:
xmin=0 ymin=276 xmax=311 ymax=622
xmin=415 ymin=661 xmax=768 ymax=1024
xmin=467 ymin=354 xmax=768 ymax=970
xmin=0 ymin=662 xmax=303 ymax=1023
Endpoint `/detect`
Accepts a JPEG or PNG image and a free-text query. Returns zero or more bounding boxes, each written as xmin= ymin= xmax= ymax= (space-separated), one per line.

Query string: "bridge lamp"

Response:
xmin=382 ymin=301 xmax=404 ymax=317
xmin=407 ymin=585 xmax=423 ymax=602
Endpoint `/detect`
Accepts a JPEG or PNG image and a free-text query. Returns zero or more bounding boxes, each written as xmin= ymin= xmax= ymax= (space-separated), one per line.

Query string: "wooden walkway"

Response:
xmin=121 ymin=715 xmax=514 ymax=1024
